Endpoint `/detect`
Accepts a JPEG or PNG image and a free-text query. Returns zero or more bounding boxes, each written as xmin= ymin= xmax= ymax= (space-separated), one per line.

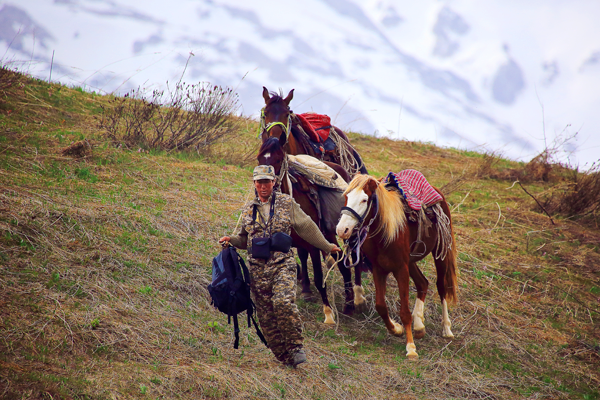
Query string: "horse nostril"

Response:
xmin=344 ymin=228 xmax=348 ymax=234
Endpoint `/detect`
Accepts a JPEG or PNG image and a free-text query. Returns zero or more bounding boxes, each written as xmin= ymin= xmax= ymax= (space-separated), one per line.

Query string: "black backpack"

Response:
xmin=207 ymin=245 xmax=268 ymax=349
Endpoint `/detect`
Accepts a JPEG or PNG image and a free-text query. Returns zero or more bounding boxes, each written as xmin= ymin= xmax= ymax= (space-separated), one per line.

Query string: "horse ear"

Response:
xmin=366 ymin=178 xmax=379 ymax=195
xmin=283 ymin=89 xmax=294 ymax=107
xmin=262 ymin=86 xmax=270 ymax=103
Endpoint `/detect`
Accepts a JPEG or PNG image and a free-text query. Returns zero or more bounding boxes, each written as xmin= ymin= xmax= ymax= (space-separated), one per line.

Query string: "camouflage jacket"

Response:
xmin=229 ymin=192 xmax=335 ymax=264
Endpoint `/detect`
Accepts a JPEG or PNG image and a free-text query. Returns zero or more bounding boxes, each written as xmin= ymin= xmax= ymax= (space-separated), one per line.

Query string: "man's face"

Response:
xmin=254 ymin=179 xmax=275 ymax=200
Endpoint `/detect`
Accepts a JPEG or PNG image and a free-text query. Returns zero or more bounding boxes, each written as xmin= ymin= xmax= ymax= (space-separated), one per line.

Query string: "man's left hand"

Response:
xmin=331 ymin=245 xmax=342 ymax=253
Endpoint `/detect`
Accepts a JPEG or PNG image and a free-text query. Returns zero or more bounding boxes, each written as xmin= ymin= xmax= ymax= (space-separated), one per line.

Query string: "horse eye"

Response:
xmin=361 ymin=199 xmax=367 ymax=203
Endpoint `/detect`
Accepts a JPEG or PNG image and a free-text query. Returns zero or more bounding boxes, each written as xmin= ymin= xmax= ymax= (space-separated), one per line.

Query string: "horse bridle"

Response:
xmin=341 ymin=192 xmax=379 ymax=268
xmin=259 ymin=108 xmax=292 ymax=144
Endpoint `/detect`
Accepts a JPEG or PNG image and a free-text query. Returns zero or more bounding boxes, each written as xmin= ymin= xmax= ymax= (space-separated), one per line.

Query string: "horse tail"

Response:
xmin=437 ymin=193 xmax=459 ymax=305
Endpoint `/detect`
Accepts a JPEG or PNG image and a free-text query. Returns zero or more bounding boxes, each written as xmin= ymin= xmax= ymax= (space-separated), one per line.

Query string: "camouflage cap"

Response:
xmin=253 ymin=165 xmax=276 ymax=181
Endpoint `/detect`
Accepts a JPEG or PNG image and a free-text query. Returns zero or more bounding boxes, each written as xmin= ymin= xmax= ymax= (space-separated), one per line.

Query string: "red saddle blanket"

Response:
xmin=385 ymin=169 xmax=442 ymax=210
xmin=297 ymin=113 xmax=332 ymax=143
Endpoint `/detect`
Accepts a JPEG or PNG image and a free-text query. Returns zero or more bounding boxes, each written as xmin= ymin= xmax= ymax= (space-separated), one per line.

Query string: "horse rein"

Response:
xmin=341 ymin=194 xmax=379 ymax=268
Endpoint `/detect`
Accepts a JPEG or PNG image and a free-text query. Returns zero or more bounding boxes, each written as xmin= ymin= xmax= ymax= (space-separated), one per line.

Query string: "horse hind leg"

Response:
xmin=434 ymin=254 xmax=456 ymax=339
xmin=353 ymin=259 xmax=367 ymax=313
xmin=409 ymin=261 xmax=429 ymax=340
xmin=311 ymin=248 xmax=335 ymax=324
xmin=336 ymin=259 xmax=355 ymax=316
xmin=297 ymin=247 xmax=313 ymax=300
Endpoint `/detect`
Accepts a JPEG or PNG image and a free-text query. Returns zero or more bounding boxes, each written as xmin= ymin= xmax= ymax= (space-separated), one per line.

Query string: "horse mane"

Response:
xmin=266 ymin=91 xmax=285 ymax=106
xmin=344 ymin=174 xmax=406 ymax=246
xmin=258 ymin=136 xmax=282 ymax=159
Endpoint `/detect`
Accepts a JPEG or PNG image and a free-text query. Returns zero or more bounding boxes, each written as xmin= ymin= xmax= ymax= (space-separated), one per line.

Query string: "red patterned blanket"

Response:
xmin=385 ymin=169 xmax=442 ymax=210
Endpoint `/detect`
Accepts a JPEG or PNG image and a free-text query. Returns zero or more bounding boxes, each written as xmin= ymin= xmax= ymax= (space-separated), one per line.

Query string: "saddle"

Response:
xmin=385 ymin=169 xmax=448 ymax=258
xmin=384 ymin=170 xmax=442 ymax=210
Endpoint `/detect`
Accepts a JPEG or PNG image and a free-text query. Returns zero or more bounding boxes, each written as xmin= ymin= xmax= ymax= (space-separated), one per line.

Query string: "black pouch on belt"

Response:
xmin=251 ymin=237 xmax=271 ymax=259
xmin=270 ymin=232 xmax=292 ymax=253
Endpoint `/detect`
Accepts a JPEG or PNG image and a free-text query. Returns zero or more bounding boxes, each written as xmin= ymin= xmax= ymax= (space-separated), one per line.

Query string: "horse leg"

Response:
xmin=392 ymin=267 xmax=418 ymax=359
xmin=353 ymin=260 xmax=366 ymax=313
xmin=434 ymin=256 xmax=455 ymax=339
xmin=297 ymin=247 xmax=313 ymax=300
xmin=311 ymin=248 xmax=335 ymax=324
xmin=409 ymin=261 xmax=429 ymax=339
xmin=372 ymin=267 xmax=405 ymax=337
xmin=336 ymin=260 xmax=355 ymax=315
xmin=296 ymin=262 xmax=301 ymax=281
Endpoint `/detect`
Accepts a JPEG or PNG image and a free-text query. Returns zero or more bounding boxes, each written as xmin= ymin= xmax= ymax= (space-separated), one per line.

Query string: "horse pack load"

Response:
xmin=296 ymin=113 xmax=332 ymax=143
xmin=208 ymin=246 xmax=267 ymax=349
xmin=287 ymin=154 xmax=349 ymax=191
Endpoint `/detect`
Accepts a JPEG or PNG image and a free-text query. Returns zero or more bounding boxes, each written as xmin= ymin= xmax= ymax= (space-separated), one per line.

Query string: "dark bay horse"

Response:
xmin=258 ymin=136 xmax=365 ymax=324
xmin=336 ymin=174 xmax=458 ymax=359
xmin=260 ymin=87 xmax=368 ymax=177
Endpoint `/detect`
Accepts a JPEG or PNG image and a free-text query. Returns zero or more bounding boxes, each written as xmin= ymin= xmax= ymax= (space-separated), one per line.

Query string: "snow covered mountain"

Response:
xmin=2 ymin=0 xmax=599 ymax=167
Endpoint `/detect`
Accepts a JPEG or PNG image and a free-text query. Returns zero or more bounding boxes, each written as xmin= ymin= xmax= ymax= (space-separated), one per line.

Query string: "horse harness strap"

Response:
xmin=259 ymin=108 xmax=292 ymax=141
xmin=340 ymin=206 xmax=364 ymax=225
xmin=342 ymin=195 xmax=379 ymax=269
xmin=265 ymin=121 xmax=288 ymax=134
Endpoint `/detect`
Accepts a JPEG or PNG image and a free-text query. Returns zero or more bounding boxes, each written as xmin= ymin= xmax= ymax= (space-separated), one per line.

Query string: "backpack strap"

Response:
xmin=251 ymin=192 xmax=277 ymax=237
xmin=250 ymin=311 xmax=268 ymax=348
xmin=233 ymin=249 xmax=268 ymax=348
xmin=232 ymin=314 xmax=241 ymax=349
xmin=221 ymin=248 xmax=237 ymax=291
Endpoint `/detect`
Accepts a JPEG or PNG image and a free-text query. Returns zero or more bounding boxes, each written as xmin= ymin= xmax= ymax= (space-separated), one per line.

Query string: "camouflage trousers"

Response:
xmin=248 ymin=255 xmax=303 ymax=363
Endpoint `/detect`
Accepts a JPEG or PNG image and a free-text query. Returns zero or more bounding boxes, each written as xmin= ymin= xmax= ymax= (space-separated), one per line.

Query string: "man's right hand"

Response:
xmin=219 ymin=236 xmax=231 ymax=245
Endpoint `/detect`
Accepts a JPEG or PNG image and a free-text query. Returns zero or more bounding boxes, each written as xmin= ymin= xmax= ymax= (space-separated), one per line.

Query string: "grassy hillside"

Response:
xmin=0 ymin=69 xmax=598 ymax=399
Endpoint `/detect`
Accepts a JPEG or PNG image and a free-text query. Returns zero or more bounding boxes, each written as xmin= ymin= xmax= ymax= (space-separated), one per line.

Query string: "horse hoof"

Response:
xmin=406 ymin=343 xmax=418 ymax=360
xmin=413 ymin=328 xmax=426 ymax=340
xmin=323 ymin=305 xmax=335 ymax=325
xmin=342 ymin=303 xmax=355 ymax=316
xmin=354 ymin=301 xmax=367 ymax=314
xmin=442 ymin=326 xmax=454 ymax=339
xmin=390 ymin=321 xmax=405 ymax=337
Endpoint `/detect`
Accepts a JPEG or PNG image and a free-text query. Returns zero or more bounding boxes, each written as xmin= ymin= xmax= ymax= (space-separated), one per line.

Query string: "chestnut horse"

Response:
xmin=336 ymin=174 xmax=458 ymax=359
xmin=260 ymin=87 xmax=368 ymax=176
xmin=258 ymin=137 xmax=366 ymax=323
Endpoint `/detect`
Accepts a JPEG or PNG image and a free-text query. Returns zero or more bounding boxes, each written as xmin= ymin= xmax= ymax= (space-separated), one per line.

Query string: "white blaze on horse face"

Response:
xmin=264 ymin=152 xmax=270 ymax=160
xmin=336 ymin=188 xmax=368 ymax=239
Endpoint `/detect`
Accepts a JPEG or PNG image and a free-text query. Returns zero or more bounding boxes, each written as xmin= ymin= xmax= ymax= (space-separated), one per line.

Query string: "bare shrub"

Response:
xmin=99 ymin=82 xmax=239 ymax=152
xmin=475 ymin=151 xmax=502 ymax=178
xmin=0 ymin=65 xmax=23 ymax=98
xmin=542 ymin=162 xmax=600 ymax=223
xmin=523 ymin=125 xmax=579 ymax=182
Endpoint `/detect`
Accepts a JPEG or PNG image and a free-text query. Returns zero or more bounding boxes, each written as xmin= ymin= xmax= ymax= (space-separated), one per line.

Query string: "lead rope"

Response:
xmin=231 ymin=184 xmax=255 ymax=236
xmin=341 ymin=196 xmax=378 ymax=269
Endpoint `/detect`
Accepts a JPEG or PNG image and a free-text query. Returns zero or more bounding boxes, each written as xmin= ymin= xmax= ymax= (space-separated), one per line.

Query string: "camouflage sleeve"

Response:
xmin=228 ymin=206 xmax=249 ymax=249
xmin=290 ymin=199 xmax=335 ymax=253
xmin=228 ymin=223 xmax=248 ymax=250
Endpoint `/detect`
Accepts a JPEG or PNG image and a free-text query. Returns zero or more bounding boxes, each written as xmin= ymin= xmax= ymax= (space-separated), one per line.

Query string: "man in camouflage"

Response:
xmin=219 ymin=165 xmax=340 ymax=367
